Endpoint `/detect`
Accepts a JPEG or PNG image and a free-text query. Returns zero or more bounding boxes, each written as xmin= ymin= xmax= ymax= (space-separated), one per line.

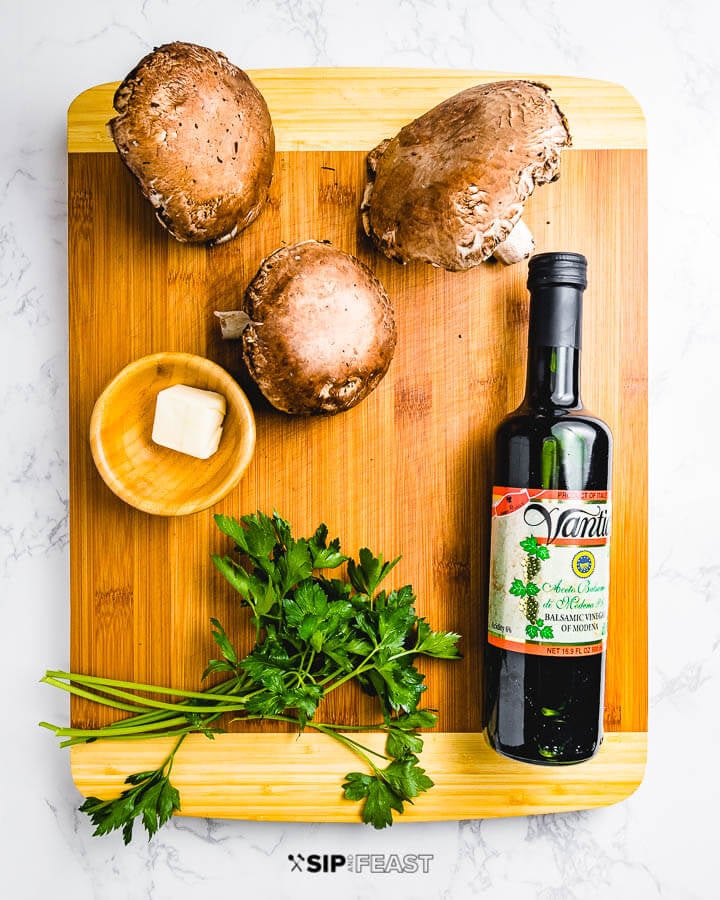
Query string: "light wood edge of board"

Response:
xmin=70 ymin=730 xmax=647 ymax=821
xmin=67 ymin=68 xmax=647 ymax=153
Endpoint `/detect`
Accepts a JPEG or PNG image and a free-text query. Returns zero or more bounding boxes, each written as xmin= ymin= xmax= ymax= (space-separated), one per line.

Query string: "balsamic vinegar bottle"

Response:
xmin=485 ymin=252 xmax=612 ymax=764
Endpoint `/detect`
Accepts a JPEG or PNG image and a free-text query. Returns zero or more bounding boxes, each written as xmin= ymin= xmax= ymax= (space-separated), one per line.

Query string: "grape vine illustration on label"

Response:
xmin=488 ymin=487 xmax=611 ymax=657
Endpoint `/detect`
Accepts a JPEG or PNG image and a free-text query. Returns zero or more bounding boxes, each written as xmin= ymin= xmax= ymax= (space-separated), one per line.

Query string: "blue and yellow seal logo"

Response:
xmin=572 ymin=550 xmax=595 ymax=578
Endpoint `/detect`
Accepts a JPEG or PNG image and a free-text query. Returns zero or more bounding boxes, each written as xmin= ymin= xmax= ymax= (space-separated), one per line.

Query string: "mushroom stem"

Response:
xmin=493 ymin=219 xmax=536 ymax=265
xmin=214 ymin=309 xmax=251 ymax=339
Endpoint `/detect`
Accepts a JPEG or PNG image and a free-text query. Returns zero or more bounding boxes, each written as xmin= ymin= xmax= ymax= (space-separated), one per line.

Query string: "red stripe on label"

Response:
xmin=493 ymin=487 xmax=608 ymax=503
xmin=488 ymin=634 xmax=604 ymax=656
xmin=535 ymin=537 xmax=608 ymax=547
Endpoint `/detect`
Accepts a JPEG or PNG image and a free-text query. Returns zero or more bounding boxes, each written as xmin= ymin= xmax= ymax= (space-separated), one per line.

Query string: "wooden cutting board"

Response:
xmin=67 ymin=69 xmax=647 ymax=821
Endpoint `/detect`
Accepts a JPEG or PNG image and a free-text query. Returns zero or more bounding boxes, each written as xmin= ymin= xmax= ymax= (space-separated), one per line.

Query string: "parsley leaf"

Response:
xmin=209 ymin=617 xmax=238 ymax=665
xmin=201 ymin=617 xmax=240 ymax=680
xmin=392 ymin=709 xmax=439 ymax=730
xmin=276 ymin=538 xmax=313 ymax=594
xmin=376 ymin=587 xmax=417 ymax=653
xmin=284 ymin=581 xmax=328 ymax=639
xmin=385 ymin=727 xmax=424 ymax=757
xmin=308 ymin=523 xmax=348 ymax=570
xmin=342 ymin=753 xmax=434 ymax=829
xmin=348 ymin=548 xmax=400 ymax=596
xmin=79 ymin=743 xmax=183 ymax=844
xmin=414 ymin=620 xmax=462 ymax=658
xmin=374 ymin=659 xmax=427 ymax=712
xmin=363 ymin=777 xmax=405 ymax=828
xmin=384 ymin=754 xmax=434 ymax=799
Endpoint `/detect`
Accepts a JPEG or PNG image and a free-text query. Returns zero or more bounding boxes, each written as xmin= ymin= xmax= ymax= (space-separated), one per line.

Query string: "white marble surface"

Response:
xmin=2 ymin=0 xmax=717 ymax=897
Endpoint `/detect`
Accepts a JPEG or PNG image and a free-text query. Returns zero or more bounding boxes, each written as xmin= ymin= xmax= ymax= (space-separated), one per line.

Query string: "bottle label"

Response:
xmin=487 ymin=486 xmax=611 ymax=657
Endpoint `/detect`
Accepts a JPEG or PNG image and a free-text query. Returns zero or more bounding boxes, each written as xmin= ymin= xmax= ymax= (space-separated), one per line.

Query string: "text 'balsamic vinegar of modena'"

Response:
xmin=485 ymin=252 xmax=612 ymax=764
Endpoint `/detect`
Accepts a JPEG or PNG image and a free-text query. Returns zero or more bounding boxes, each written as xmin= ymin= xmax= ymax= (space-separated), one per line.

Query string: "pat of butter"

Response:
xmin=152 ymin=384 xmax=227 ymax=459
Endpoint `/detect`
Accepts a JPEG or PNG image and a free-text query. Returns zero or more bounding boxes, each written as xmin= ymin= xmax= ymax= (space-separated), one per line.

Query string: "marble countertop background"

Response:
xmin=2 ymin=1 xmax=716 ymax=897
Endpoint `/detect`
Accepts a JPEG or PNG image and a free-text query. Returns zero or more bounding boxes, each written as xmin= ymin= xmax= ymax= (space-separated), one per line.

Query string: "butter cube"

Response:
xmin=152 ymin=384 xmax=227 ymax=459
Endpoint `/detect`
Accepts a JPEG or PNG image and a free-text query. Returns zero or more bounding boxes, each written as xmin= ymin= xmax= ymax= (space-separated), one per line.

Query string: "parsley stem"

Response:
xmin=104 ymin=709 xmax=190 ymax=730
xmin=44 ymin=670 xmax=238 ymax=702
xmin=298 ymin=646 xmax=315 ymax=677
xmin=57 ymin=726 xmax=196 ymax=749
xmin=298 ymin=720 xmax=388 ymax=733
xmin=93 ymin=703 xmax=215 ymax=735
xmin=164 ymin=733 xmax=187 ymax=775
xmin=43 ymin=680 xmax=246 ymax=716
xmin=318 ymin=648 xmax=382 ymax=691
xmin=69 ymin=684 xmax=245 ymax=714
xmin=241 ymin=714 xmax=389 ymax=763
xmin=39 ymin=720 xmax=192 ymax=739
xmin=42 ymin=672 xmax=250 ymax=715
xmin=42 ymin=671 xmax=257 ymax=747
xmin=312 ymin=724 xmax=385 ymax=771
xmin=40 ymin=676 xmax=152 ymax=715
xmin=101 ymin=715 xmax=191 ymax=732
xmin=321 ymin=662 xmax=373 ymax=693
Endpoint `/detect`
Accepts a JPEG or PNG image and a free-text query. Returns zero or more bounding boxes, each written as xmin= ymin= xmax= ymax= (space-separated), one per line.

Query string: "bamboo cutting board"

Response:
xmin=67 ymin=69 xmax=647 ymax=821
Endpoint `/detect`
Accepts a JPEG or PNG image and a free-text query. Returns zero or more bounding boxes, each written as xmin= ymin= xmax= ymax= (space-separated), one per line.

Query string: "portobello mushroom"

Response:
xmin=217 ymin=241 xmax=397 ymax=415
xmin=361 ymin=80 xmax=571 ymax=270
xmin=109 ymin=41 xmax=275 ymax=245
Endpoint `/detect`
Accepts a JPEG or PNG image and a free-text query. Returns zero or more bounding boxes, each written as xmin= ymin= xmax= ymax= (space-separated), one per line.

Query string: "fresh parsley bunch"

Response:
xmin=41 ymin=511 xmax=461 ymax=842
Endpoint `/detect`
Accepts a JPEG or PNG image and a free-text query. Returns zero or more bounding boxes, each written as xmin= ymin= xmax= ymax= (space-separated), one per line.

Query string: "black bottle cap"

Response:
xmin=527 ymin=252 xmax=587 ymax=291
xmin=527 ymin=252 xmax=587 ymax=348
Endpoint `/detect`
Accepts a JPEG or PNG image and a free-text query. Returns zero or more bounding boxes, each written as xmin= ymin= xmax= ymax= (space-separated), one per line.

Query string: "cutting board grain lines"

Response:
xmin=67 ymin=69 xmax=647 ymax=821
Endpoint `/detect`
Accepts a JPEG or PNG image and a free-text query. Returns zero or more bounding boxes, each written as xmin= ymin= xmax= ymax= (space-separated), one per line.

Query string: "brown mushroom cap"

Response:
xmin=109 ymin=42 xmax=275 ymax=244
xmin=361 ymin=80 xmax=571 ymax=271
xmin=241 ymin=241 xmax=397 ymax=415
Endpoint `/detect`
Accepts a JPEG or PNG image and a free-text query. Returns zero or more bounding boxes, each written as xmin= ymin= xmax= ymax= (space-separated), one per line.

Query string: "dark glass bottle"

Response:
xmin=485 ymin=252 xmax=612 ymax=765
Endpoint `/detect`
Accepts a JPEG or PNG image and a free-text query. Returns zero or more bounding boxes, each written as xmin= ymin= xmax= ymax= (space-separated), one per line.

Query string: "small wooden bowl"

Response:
xmin=89 ymin=352 xmax=256 ymax=516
